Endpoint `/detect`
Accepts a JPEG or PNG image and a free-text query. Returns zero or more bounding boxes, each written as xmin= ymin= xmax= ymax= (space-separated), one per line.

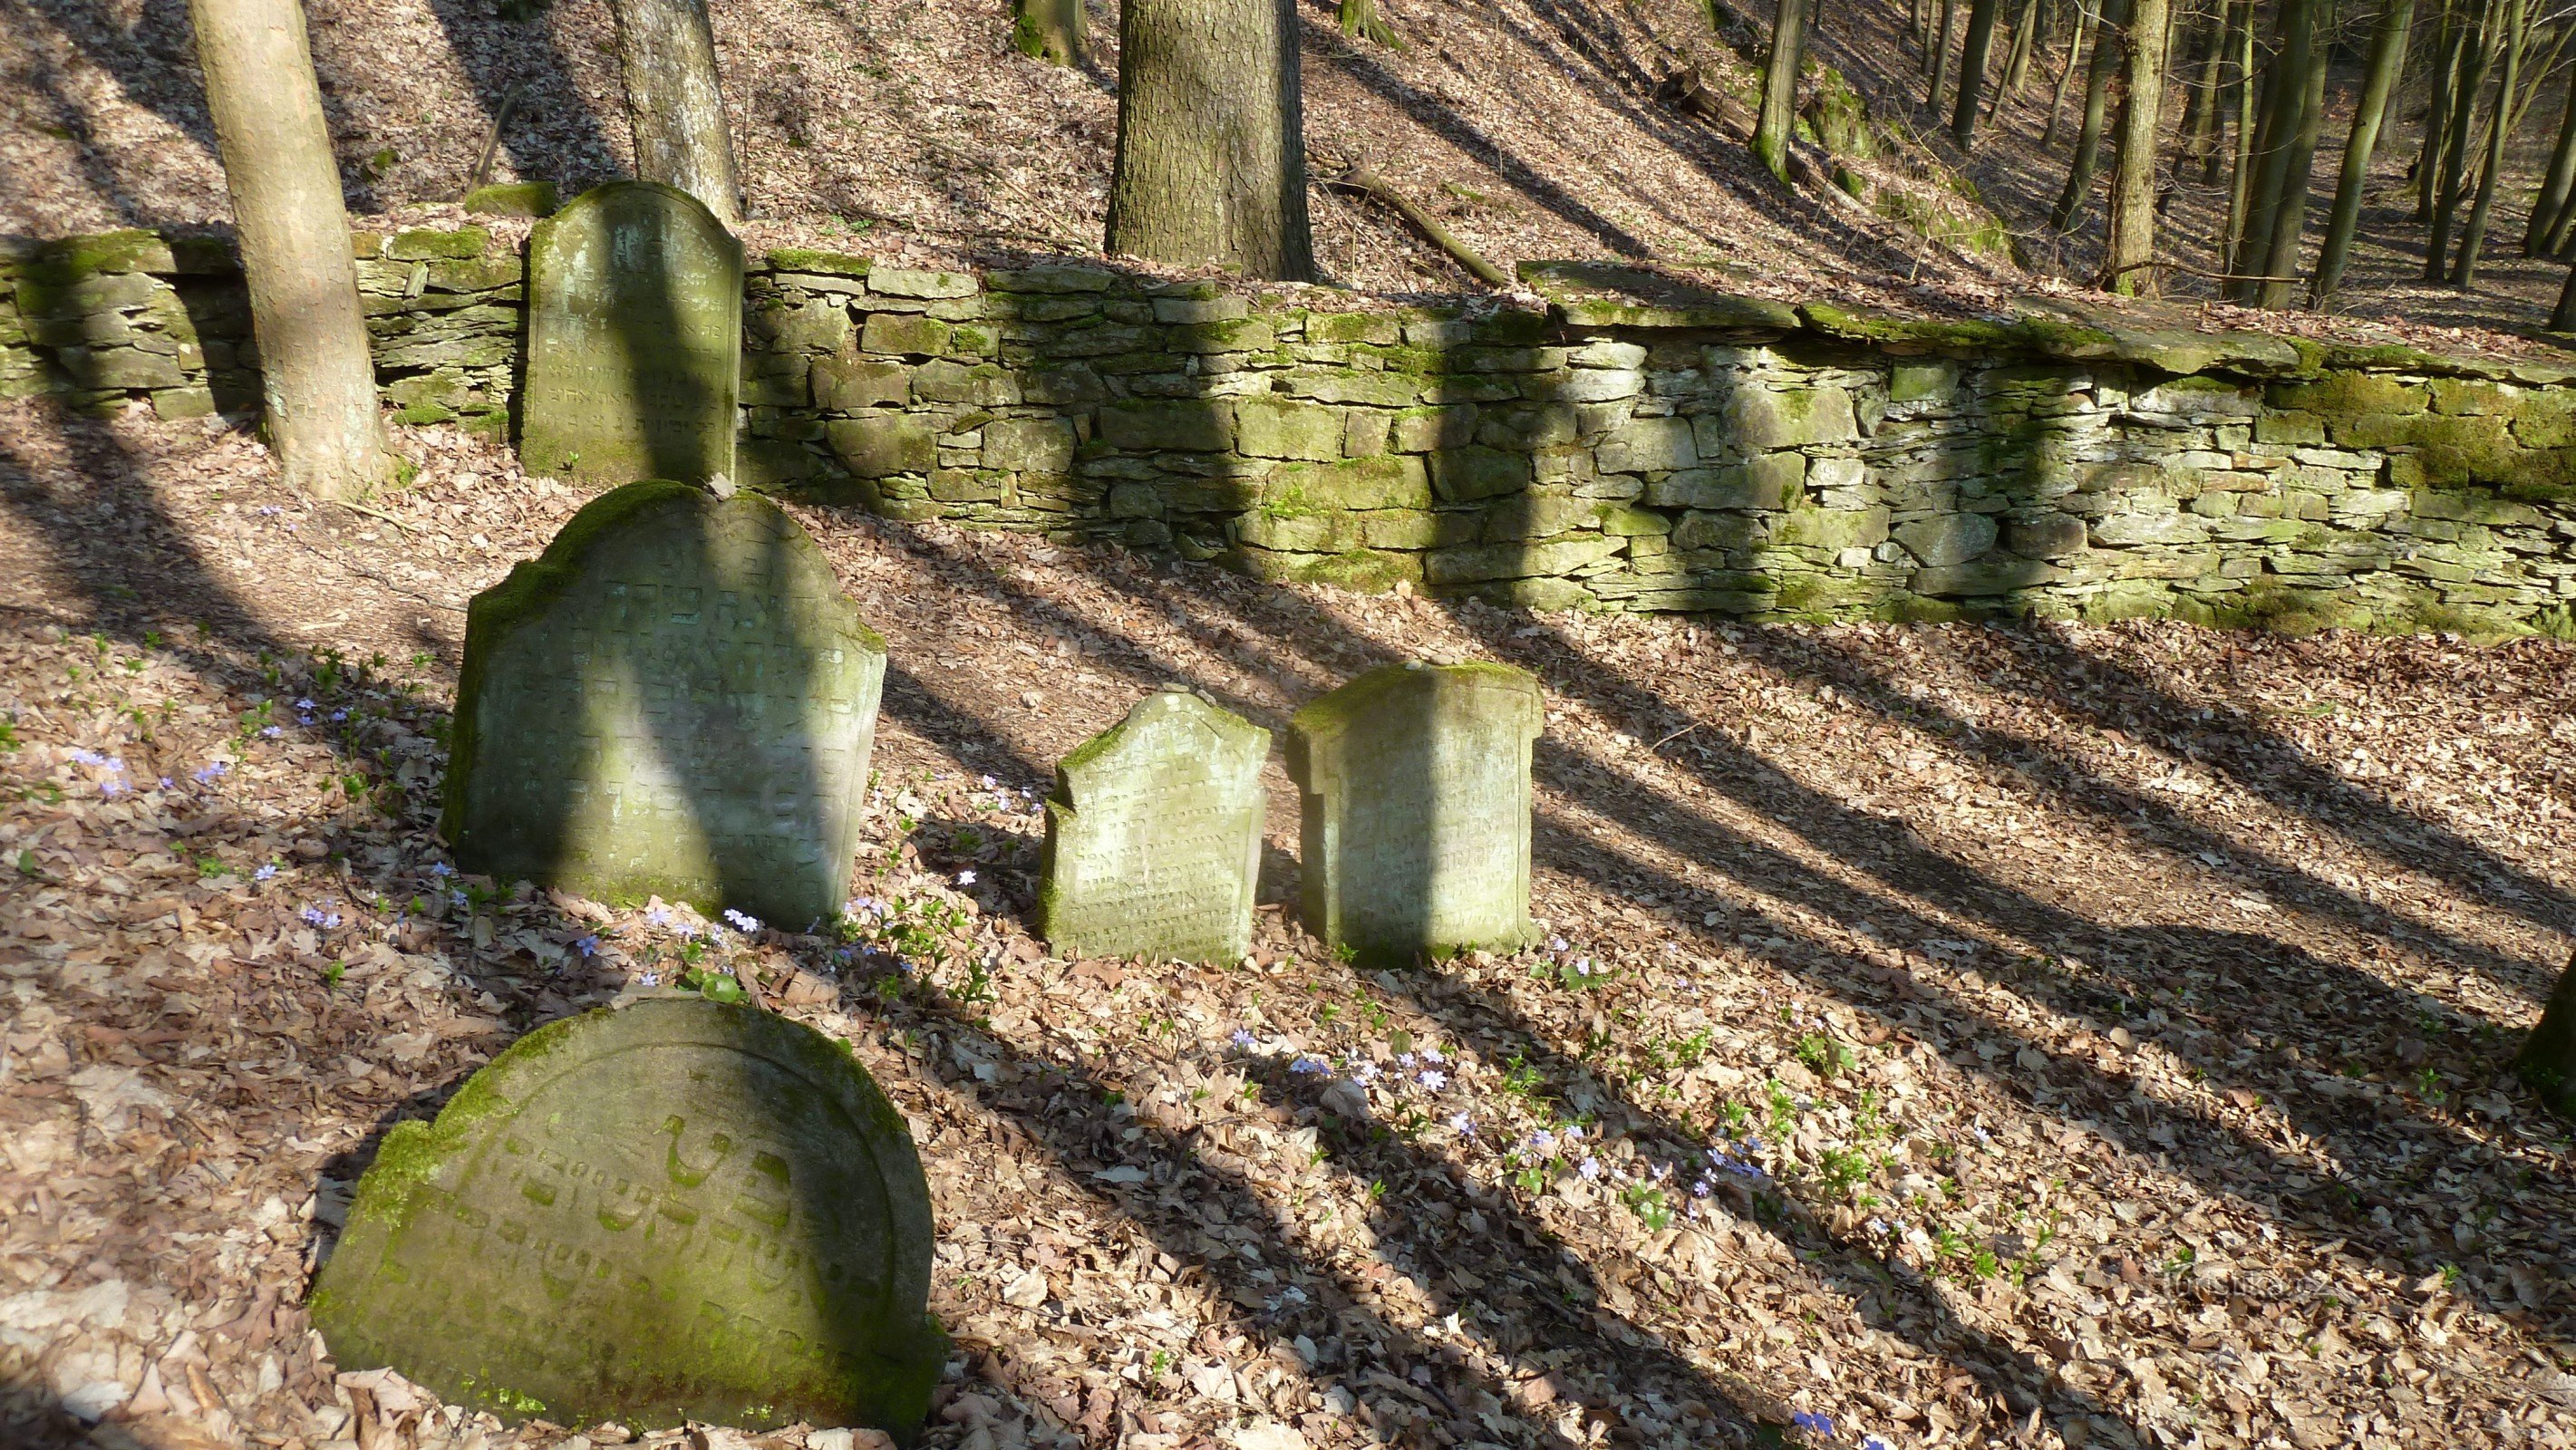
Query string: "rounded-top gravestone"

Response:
xmin=309 ymin=999 xmax=946 ymax=1436
xmin=442 ymin=479 xmax=886 ymax=926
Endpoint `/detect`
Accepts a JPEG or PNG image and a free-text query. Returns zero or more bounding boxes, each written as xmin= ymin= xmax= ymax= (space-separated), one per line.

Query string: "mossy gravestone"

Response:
xmin=443 ymin=481 xmax=885 ymax=925
xmin=1037 ymin=689 xmax=1269 ymax=962
xmin=523 ymin=180 xmax=742 ymax=484
xmin=1287 ymin=662 xmax=1544 ymax=966
xmin=310 ymin=1000 xmax=946 ymax=1435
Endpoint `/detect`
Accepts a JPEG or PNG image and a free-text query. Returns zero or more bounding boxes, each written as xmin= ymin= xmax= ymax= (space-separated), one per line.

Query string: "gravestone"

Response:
xmin=1286 ymin=662 xmax=1544 ymax=966
xmin=523 ymin=180 xmax=742 ymax=484
xmin=1037 ymin=689 xmax=1269 ymax=962
xmin=310 ymin=1000 xmax=946 ymax=1436
xmin=443 ymin=480 xmax=885 ymax=925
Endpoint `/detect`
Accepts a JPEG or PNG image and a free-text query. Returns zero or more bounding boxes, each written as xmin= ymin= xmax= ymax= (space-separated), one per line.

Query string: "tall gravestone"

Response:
xmin=310 ymin=1000 xmax=947 ymax=1436
xmin=1287 ymin=662 xmax=1544 ymax=966
xmin=1037 ymin=689 xmax=1269 ymax=962
xmin=523 ymin=180 xmax=742 ymax=484
xmin=443 ymin=480 xmax=885 ymax=925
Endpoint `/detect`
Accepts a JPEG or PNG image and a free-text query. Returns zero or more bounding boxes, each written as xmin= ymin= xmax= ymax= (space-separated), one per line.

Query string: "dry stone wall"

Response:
xmin=8 ymin=227 xmax=2574 ymax=637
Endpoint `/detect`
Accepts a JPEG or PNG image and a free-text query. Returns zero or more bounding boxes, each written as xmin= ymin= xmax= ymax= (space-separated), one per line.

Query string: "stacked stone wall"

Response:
xmin=7 ymin=227 xmax=2573 ymax=636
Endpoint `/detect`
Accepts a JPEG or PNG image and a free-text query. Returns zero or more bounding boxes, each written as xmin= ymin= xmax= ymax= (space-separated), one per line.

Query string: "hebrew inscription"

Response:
xmin=1038 ymin=689 xmax=1269 ymax=962
xmin=524 ymin=180 xmax=742 ymax=484
xmin=310 ymin=1000 xmax=946 ymax=1434
xmin=1287 ymin=662 xmax=1544 ymax=966
xmin=443 ymin=481 xmax=886 ymax=925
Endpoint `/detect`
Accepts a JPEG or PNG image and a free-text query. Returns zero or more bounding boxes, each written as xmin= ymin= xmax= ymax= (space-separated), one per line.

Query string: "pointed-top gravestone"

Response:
xmin=523 ymin=180 xmax=742 ymax=484
xmin=1038 ymin=689 xmax=1269 ymax=962
xmin=310 ymin=999 xmax=947 ymax=1437
xmin=443 ymin=480 xmax=886 ymax=925
xmin=1286 ymin=662 xmax=1544 ymax=966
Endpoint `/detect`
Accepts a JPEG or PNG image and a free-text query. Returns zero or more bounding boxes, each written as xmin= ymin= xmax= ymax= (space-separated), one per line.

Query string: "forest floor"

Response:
xmin=8 ymin=0 xmax=2576 ymax=356
xmin=5 ymin=400 xmax=2576 ymax=1450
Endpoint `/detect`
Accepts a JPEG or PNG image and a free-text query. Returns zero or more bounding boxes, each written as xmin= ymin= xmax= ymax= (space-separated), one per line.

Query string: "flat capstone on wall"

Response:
xmin=6 ymin=227 xmax=2573 ymax=638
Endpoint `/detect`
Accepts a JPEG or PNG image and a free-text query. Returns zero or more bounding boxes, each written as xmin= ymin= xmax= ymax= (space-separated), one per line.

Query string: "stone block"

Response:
xmin=1344 ymin=411 xmax=1390 ymax=457
xmin=812 ymin=355 xmax=910 ymax=411
xmin=1644 ymin=455 xmax=1803 ymax=510
xmin=913 ymin=360 xmax=1022 ymax=407
xmin=1719 ymin=383 xmax=1858 ymax=450
xmin=2007 ymin=515 xmax=2090 ymax=557
xmin=1151 ymin=295 xmax=1251 ymax=324
xmin=522 ymin=183 xmax=741 ymax=485
xmin=1265 ymin=456 xmax=1434 ymax=511
xmin=1913 ymin=557 xmax=2068 ymax=596
xmin=2092 ymin=510 xmax=2212 ymax=546
xmin=863 ymin=313 xmax=954 ymax=356
xmin=1099 ymin=399 xmax=1235 ymax=451
xmin=1425 ymin=535 xmax=1622 ymax=583
xmin=1596 ymin=416 xmax=1698 ymax=474
xmin=1673 ymin=511 xmax=1761 ymax=552
xmin=387 ymin=226 xmax=490 ymax=260
xmin=1893 ymin=512 xmax=1999 ymax=567
xmin=828 ymin=415 xmax=936 ymax=478
xmin=870 ymin=267 xmax=978 ymax=299
xmin=1546 ymin=369 xmax=1643 ymax=403
xmin=1307 ymin=311 xmax=1403 ymax=345
xmin=757 ymin=297 xmax=852 ymax=353
xmin=1286 ymin=662 xmax=1544 ymax=965
xmin=1238 ymin=398 xmax=1346 ymax=461
xmin=54 ymin=345 xmax=184 ymax=391
xmin=1288 ymin=370 xmax=1425 ymax=407
xmin=1771 ymin=506 xmax=1889 ymax=550
xmin=1480 ymin=489 xmax=1595 ymax=542
xmin=982 ymin=417 xmax=1077 ymax=473
xmin=1393 ymin=405 xmax=1480 ymax=452
xmin=1889 ymin=359 xmax=1961 ymax=404
xmin=310 ymin=999 xmax=944 ymax=1435
xmin=1430 ymin=447 xmax=1533 ymax=502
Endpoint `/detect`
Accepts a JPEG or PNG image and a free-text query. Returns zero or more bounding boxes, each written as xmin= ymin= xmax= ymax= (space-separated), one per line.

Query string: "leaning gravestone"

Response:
xmin=522 ymin=180 xmax=742 ymax=484
xmin=310 ymin=999 xmax=946 ymax=1435
xmin=1286 ymin=662 xmax=1544 ymax=966
xmin=1038 ymin=689 xmax=1269 ymax=962
xmin=443 ymin=480 xmax=886 ymax=925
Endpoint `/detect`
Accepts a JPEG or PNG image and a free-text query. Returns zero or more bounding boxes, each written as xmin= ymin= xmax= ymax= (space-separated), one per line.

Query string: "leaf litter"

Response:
xmin=2 ymin=399 xmax=2574 ymax=1450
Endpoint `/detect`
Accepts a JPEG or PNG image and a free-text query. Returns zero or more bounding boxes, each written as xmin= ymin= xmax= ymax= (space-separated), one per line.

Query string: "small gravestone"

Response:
xmin=1038 ymin=689 xmax=1269 ymax=962
xmin=1287 ymin=662 xmax=1544 ymax=965
xmin=443 ymin=481 xmax=885 ymax=925
xmin=310 ymin=1000 xmax=946 ymax=1436
xmin=523 ymin=180 xmax=742 ymax=484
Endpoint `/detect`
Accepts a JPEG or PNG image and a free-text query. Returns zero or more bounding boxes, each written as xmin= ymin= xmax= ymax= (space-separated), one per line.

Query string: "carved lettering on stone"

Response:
xmin=1287 ymin=662 xmax=1544 ymax=965
xmin=310 ymin=1000 xmax=946 ymax=1435
xmin=443 ymin=481 xmax=885 ymax=925
xmin=523 ymin=180 xmax=742 ymax=484
xmin=1039 ymin=690 xmax=1269 ymax=962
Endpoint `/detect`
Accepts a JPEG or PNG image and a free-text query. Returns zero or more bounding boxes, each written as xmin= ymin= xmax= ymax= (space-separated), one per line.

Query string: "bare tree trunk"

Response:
xmin=1999 ymin=0 xmax=2046 ymax=102
xmin=2255 ymin=15 xmax=2331 ymax=306
xmin=1756 ymin=0 xmax=1815 ymax=181
xmin=2426 ymin=0 xmax=2500 ymax=278
xmin=1106 ymin=0 xmax=1315 ymax=281
xmin=2223 ymin=2 xmax=2259 ymax=260
xmin=2177 ymin=0 xmax=2229 ymax=174
xmin=2450 ymin=0 xmax=2527 ymax=285
xmin=186 ymin=0 xmax=389 ymax=501
xmin=1953 ymin=0 xmax=2007 ymax=142
xmin=2312 ymin=0 xmax=2417 ymax=304
xmin=1339 ymin=0 xmax=1399 ymax=46
xmin=2046 ymin=0 xmax=2100 ymax=146
xmin=2051 ymin=0 xmax=2127 ymax=227
xmin=610 ymin=0 xmax=741 ymax=227
xmin=2103 ymin=0 xmax=2173 ymax=291
xmin=1012 ymin=0 xmax=1087 ymax=63
xmin=2534 ymin=75 xmax=2576 ymax=253
xmin=1932 ymin=0 xmax=1963 ymax=109
xmin=2416 ymin=1 xmax=2462 ymax=220
xmin=2515 ymin=950 xmax=2576 ymax=1116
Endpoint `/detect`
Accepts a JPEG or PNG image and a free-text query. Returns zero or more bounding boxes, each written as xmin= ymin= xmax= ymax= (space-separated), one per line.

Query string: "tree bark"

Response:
xmin=609 ymin=0 xmax=741 ymax=227
xmin=1999 ymin=0 xmax=2046 ymax=102
xmin=2254 ymin=15 xmax=2331 ymax=307
xmin=2426 ymin=0 xmax=2500 ymax=279
xmin=2229 ymin=0 xmax=2313 ymax=300
xmin=1951 ymin=0 xmax=2006 ymax=142
xmin=2538 ymin=76 xmax=2576 ymax=253
xmin=2045 ymin=0 xmax=2098 ymax=144
xmin=2222 ymin=0 xmax=2259 ymax=262
xmin=1339 ymin=0 xmax=1399 ymax=47
xmin=1757 ymin=0 xmax=1813 ymax=181
xmin=186 ymin=0 xmax=389 ymax=501
xmin=2050 ymin=0 xmax=2127 ymax=228
xmin=2450 ymin=0 xmax=2526 ymax=285
xmin=1012 ymin=0 xmax=1087 ymax=64
xmin=1932 ymin=0 xmax=1963 ymax=109
xmin=2416 ymin=2 xmax=2462 ymax=221
xmin=2516 ymin=950 xmax=2576 ymax=1116
xmin=2102 ymin=0 xmax=2172 ymax=291
xmin=2311 ymin=0 xmax=2417 ymax=304
xmin=1106 ymin=0 xmax=1315 ymax=281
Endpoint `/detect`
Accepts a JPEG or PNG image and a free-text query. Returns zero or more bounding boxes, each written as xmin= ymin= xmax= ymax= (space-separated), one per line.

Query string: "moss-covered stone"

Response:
xmin=463 ymin=181 xmax=560 ymax=218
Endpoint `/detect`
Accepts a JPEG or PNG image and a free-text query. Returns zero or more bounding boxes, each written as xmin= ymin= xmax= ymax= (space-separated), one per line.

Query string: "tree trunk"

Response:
xmin=1106 ymin=0 xmax=1315 ymax=281
xmin=2050 ymin=0 xmax=2127 ymax=228
xmin=609 ymin=0 xmax=741 ymax=227
xmin=1339 ymin=0 xmax=1399 ymax=46
xmin=1756 ymin=0 xmax=1814 ymax=181
xmin=2515 ymin=950 xmax=2576 ymax=1116
xmin=2045 ymin=0 xmax=2098 ymax=144
xmin=2416 ymin=2 xmax=2462 ymax=221
xmin=2206 ymin=0 xmax=2245 ymax=180
xmin=2229 ymin=0 xmax=2313 ymax=300
xmin=2311 ymin=0 xmax=2417 ymax=304
xmin=1012 ymin=0 xmax=1087 ymax=63
xmin=2222 ymin=0 xmax=2259 ymax=263
xmin=2426 ymin=0 xmax=2500 ymax=279
xmin=2450 ymin=0 xmax=2527 ymax=285
xmin=2176 ymin=1 xmax=2225 ymax=175
xmin=1952 ymin=0 xmax=2006 ymax=142
xmin=1932 ymin=0 xmax=1963 ymax=109
xmin=2255 ymin=17 xmax=2331 ymax=307
xmin=186 ymin=0 xmax=389 ymax=501
xmin=2539 ymin=78 xmax=2576 ymax=252
xmin=2103 ymin=0 xmax=2172 ymax=291
xmin=1999 ymin=0 xmax=2045 ymax=101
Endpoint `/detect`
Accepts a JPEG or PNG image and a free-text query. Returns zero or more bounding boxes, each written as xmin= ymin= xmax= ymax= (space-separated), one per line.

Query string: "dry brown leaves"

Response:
xmin=4 ymin=400 xmax=2576 ymax=1450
